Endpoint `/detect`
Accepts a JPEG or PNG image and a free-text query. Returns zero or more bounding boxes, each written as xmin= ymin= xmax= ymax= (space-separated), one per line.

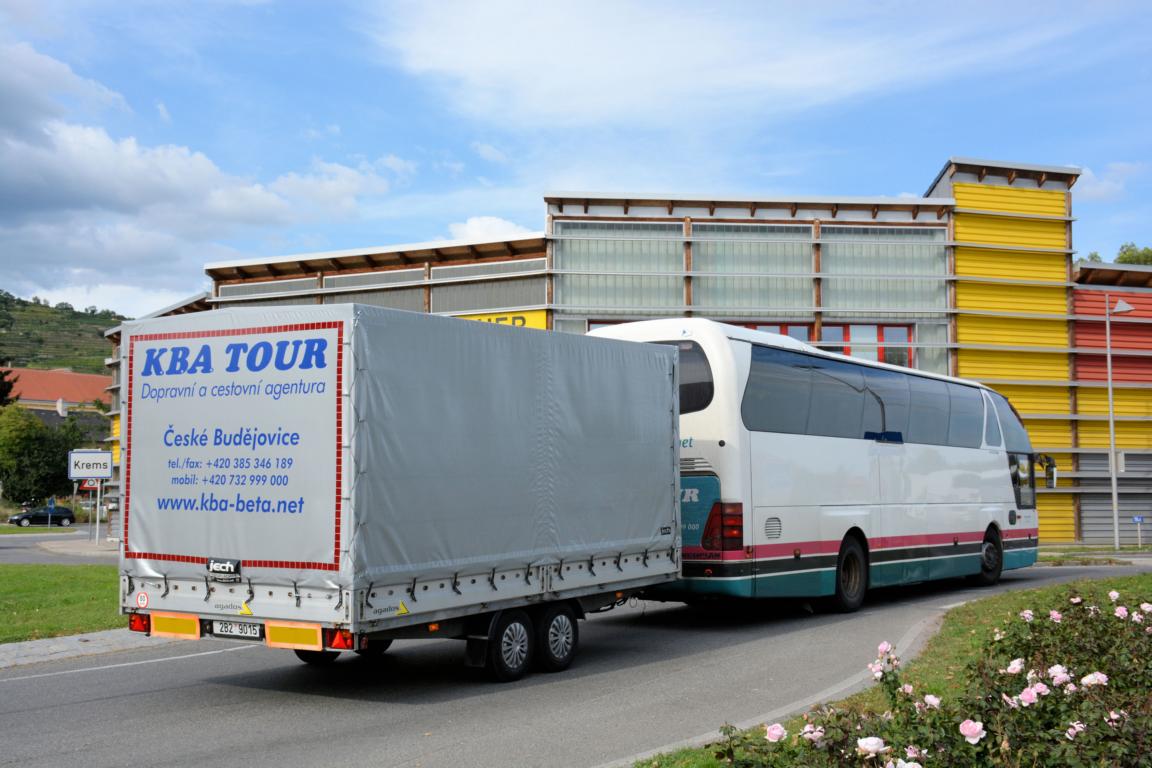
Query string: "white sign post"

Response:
xmin=69 ymin=451 xmax=112 ymax=542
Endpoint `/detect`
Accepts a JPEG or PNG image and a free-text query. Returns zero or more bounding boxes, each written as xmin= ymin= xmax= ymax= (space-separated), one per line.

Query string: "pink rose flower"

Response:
xmin=1048 ymin=664 xmax=1072 ymax=686
xmin=1065 ymin=720 xmax=1086 ymax=740
xmin=959 ymin=719 xmax=986 ymax=745
xmin=1049 ymin=610 xmax=1062 ymax=623
xmin=1064 ymin=683 xmax=1078 ymax=695
xmin=1070 ymin=596 xmax=1083 ymax=604
xmin=1108 ymin=590 xmax=1120 ymax=602
xmin=1001 ymin=692 xmax=1019 ymax=709
xmin=800 ymin=724 xmax=824 ymax=744
xmin=868 ymin=661 xmax=884 ymax=680
xmin=1141 ymin=602 xmax=1152 ymax=613
xmin=878 ymin=641 xmax=893 ymax=656
xmin=1133 ymin=613 xmax=1144 ymax=624
xmin=1019 ymin=686 xmax=1038 ymax=706
xmin=923 ymin=694 xmax=941 ymax=709
xmin=900 ymin=684 xmax=914 ymax=695
xmin=1019 ymin=609 xmax=1034 ymax=622
xmin=1003 ymin=658 xmax=1024 ymax=675
xmin=1032 ymin=682 xmax=1050 ymax=696
xmin=856 ymin=737 xmax=889 ymax=757
xmin=905 ymin=745 xmax=922 ymax=759
xmin=1080 ymin=671 xmax=1109 ymax=687
xmin=1115 ymin=605 xmax=1129 ymax=619
xmin=765 ymin=723 xmax=787 ymax=743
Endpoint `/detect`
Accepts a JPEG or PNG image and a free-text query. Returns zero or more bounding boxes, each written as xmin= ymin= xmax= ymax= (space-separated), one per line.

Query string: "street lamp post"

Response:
xmin=1105 ymin=293 xmax=1135 ymax=551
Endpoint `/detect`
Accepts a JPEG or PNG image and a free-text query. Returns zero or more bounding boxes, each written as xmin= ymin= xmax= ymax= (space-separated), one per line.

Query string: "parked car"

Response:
xmin=7 ymin=506 xmax=75 ymax=527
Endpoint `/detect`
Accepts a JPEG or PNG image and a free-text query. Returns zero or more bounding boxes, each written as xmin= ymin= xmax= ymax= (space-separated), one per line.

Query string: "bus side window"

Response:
xmin=946 ymin=384 xmax=983 ymax=449
xmin=1008 ymin=453 xmax=1037 ymax=509
xmin=742 ymin=346 xmax=812 ymax=434
xmin=907 ymin=376 xmax=950 ymax=446
xmin=862 ymin=367 xmax=909 ymax=439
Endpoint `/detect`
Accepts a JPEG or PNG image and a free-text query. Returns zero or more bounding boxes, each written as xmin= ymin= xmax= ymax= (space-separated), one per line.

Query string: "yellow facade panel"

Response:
xmin=457 ymin=309 xmax=548 ymax=329
xmin=1022 ymin=419 xmax=1072 ymax=448
xmin=955 ymin=283 xmax=1067 ymax=314
xmin=110 ymin=415 xmax=120 ymax=439
xmin=1077 ymin=389 xmax=1152 ymax=417
xmin=958 ymin=350 xmax=1069 ymax=380
xmin=952 ymin=182 xmax=1068 ymax=217
xmin=989 ymin=385 xmax=1071 ymax=414
xmin=1077 ymin=422 xmax=1152 ymax=449
xmin=1038 ymin=494 xmax=1076 ymax=543
xmin=956 ymin=316 xmax=1068 ymax=347
xmin=954 ymin=247 xmax=1066 ymax=283
xmin=954 ymin=213 xmax=1067 ymax=249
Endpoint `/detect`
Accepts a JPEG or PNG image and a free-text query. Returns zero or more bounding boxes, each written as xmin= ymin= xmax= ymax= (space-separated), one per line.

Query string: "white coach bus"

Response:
xmin=592 ymin=319 xmax=1050 ymax=611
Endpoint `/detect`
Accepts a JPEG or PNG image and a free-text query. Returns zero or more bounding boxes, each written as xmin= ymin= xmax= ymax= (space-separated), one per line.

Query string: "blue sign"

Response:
xmin=48 ymin=498 xmax=55 ymax=510
xmin=1133 ymin=516 xmax=1145 ymax=524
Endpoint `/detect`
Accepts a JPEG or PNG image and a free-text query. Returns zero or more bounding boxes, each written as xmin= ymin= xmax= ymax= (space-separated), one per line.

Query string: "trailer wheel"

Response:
xmin=830 ymin=536 xmax=867 ymax=613
xmin=293 ymin=649 xmax=340 ymax=665
xmin=535 ymin=604 xmax=578 ymax=673
xmin=354 ymin=638 xmax=393 ymax=657
xmin=487 ymin=610 xmax=534 ymax=682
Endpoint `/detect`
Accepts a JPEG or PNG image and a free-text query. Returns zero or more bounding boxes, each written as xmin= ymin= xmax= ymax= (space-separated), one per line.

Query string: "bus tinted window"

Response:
xmin=862 ymin=367 xmax=910 ymax=437
xmin=982 ymin=391 xmax=1002 ymax=447
xmin=907 ymin=376 xmax=950 ymax=445
xmin=990 ymin=392 xmax=1032 ymax=453
xmin=947 ymin=384 xmax=984 ymax=449
xmin=742 ymin=346 xmax=811 ymax=434
xmin=672 ymin=341 xmax=714 ymax=414
xmin=807 ymin=358 xmax=865 ymax=438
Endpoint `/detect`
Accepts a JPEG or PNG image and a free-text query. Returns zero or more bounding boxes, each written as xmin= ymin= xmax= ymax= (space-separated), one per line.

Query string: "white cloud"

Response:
xmin=303 ymin=123 xmax=341 ymax=140
xmin=269 ymin=158 xmax=391 ymax=216
xmin=446 ymin=215 xmax=532 ymax=242
xmin=375 ymin=2 xmax=1097 ymax=127
xmin=155 ymin=100 xmax=171 ymax=123
xmin=378 ymin=152 xmax=416 ymax=177
xmin=1076 ymin=162 xmax=1146 ymax=202
xmin=471 ymin=141 xmax=507 ymax=164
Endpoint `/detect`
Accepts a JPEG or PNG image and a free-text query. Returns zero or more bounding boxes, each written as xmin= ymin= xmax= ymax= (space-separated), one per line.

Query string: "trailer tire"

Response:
xmin=535 ymin=604 xmax=578 ymax=673
xmin=487 ymin=610 xmax=534 ymax=682
xmin=355 ymin=638 xmax=393 ymax=657
xmin=294 ymin=649 xmax=340 ymax=665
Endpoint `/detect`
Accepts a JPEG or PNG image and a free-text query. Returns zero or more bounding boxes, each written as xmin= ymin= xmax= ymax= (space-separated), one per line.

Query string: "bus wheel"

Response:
xmin=831 ymin=537 xmax=867 ymax=613
xmin=486 ymin=610 xmax=534 ymax=682
xmin=294 ymin=649 xmax=340 ymax=665
xmin=972 ymin=530 xmax=1003 ymax=587
xmin=535 ymin=604 xmax=578 ymax=673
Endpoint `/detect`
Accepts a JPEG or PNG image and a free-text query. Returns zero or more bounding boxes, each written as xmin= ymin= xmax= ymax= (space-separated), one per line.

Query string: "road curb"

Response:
xmin=0 ymin=628 xmax=176 ymax=670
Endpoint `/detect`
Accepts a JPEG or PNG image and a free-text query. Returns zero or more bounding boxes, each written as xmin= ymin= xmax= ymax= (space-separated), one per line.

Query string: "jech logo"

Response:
xmin=207 ymin=558 xmax=242 ymax=582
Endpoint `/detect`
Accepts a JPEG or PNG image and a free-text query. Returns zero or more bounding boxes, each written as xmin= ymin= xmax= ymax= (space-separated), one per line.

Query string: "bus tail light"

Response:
xmin=701 ymin=502 xmax=744 ymax=551
xmin=128 ymin=613 xmax=151 ymax=634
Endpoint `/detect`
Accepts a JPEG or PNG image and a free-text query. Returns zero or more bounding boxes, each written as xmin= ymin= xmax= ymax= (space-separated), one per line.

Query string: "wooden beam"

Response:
xmin=1037 ymin=172 xmax=1047 ymax=188
xmin=790 ymin=202 xmax=798 ymax=218
xmin=326 ymin=259 xmax=342 ymax=272
xmin=623 ymin=200 xmax=630 ymax=214
xmin=978 ymin=167 xmax=987 ymax=182
xmin=1007 ymin=169 xmax=1018 ymax=184
xmin=749 ymin=202 xmax=757 ymax=217
xmin=911 ymin=205 xmax=920 ymax=219
xmin=557 ymin=201 xmax=564 ymax=214
xmin=583 ymin=199 xmax=589 ymax=214
xmin=937 ymin=206 xmax=947 ymax=220
xmin=265 ymin=262 xmax=282 ymax=277
xmin=468 ymin=245 xmax=480 ymax=260
xmin=361 ymin=254 xmax=381 ymax=268
xmin=830 ymin=204 xmax=838 ymax=219
xmin=871 ymin=205 xmax=879 ymax=220
xmin=667 ymin=200 xmax=674 ymax=215
xmin=296 ymin=261 xmax=309 ymax=274
xmin=397 ymin=251 xmax=409 ymax=264
xmin=708 ymin=202 xmax=716 ymax=216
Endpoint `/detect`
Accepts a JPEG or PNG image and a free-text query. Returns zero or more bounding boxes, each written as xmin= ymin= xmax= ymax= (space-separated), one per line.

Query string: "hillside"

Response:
xmin=0 ymin=291 xmax=126 ymax=374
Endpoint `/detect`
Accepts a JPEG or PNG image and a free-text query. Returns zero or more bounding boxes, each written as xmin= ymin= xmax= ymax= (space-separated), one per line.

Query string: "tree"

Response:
xmin=0 ymin=369 xmax=17 ymax=406
xmin=1084 ymin=251 xmax=1102 ymax=263
xmin=1115 ymin=242 xmax=1152 ymax=265
xmin=0 ymin=407 xmax=85 ymax=502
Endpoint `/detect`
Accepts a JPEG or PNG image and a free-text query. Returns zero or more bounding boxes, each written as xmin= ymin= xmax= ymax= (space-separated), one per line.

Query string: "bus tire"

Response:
xmin=972 ymin=529 xmax=1003 ymax=587
xmin=486 ymin=610 xmax=534 ymax=682
xmin=535 ymin=604 xmax=578 ymax=673
xmin=294 ymin=649 xmax=341 ymax=665
xmin=831 ymin=536 xmax=867 ymax=613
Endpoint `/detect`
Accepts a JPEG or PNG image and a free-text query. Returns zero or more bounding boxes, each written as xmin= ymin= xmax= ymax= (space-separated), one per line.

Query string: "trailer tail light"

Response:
xmin=324 ymin=628 xmax=355 ymax=650
xmin=701 ymin=502 xmax=744 ymax=551
xmin=128 ymin=613 xmax=151 ymax=634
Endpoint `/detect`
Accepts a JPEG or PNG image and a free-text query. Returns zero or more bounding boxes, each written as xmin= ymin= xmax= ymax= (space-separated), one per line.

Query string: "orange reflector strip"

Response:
xmin=265 ymin=621 xmax=323 ymax=650
xmin=150 ymin=611 xmax=201 ymax=640
xmin=428 ymin=623 xmax=440 ymax=633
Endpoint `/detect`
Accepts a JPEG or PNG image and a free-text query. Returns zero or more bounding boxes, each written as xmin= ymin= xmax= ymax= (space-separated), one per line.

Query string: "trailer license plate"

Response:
xmin=213 ymin=620 xmax=261 ymax=639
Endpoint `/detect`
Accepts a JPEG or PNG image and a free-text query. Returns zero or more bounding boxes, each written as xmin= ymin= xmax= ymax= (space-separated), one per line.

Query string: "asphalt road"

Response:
xmin=0 ymin=529 xmax=115 ymax=565
xmin=1 ymin=563 xmax=1146 ymax=768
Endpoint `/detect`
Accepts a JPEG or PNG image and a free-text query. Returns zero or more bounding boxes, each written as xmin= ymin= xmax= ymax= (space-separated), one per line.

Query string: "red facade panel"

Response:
xmin=1073 ymin=321 xmax=1152 ymax=350
xmin=1075 ymin=355 xmax=1152 ymax=382
xmin=1074 ymin=290 xmax=1152 ymax=319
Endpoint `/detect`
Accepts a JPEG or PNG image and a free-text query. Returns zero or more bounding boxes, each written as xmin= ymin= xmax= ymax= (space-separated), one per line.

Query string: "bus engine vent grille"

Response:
xmin=680 ymin=457 xmax=715 ymax=473
xmin=763 ymin=517 xmax=782 ymax=539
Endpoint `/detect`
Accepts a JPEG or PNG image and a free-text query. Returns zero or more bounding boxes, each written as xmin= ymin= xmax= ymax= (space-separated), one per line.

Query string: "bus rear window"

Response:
xmin=656 ymin=341 xmax=714 ymax=414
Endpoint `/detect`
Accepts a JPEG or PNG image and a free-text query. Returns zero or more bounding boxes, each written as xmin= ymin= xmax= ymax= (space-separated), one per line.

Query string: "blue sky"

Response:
xmin=1 ymin=0 xmax=1150 ymax=317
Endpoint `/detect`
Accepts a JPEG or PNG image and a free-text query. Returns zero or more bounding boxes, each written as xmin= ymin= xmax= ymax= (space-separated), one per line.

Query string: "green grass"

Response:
xmin=635 ymin=572 xmax=1152 ymax=768
xmin=0 ymin=564 xmax=121 ymax=643
xmin=0 ymin=526 xmax=80 ymax=535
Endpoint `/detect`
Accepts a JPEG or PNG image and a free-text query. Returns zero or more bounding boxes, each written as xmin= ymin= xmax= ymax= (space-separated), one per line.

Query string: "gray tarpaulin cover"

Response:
xmin=121 ymin=304 xmax=678 ymax=591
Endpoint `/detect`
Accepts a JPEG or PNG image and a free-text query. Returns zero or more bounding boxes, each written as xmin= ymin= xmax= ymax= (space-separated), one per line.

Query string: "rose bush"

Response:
xmin=708 ymin=584 xmax=1150 ymax=767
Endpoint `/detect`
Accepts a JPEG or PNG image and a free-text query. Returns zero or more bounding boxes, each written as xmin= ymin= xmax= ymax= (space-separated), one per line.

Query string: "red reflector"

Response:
xmin=128 ymin=613 xmax=151 ymax=634
xmin=324 ymin=628 xmax=355 ymax=650
xmin=701 ymin=502 xmax=744 ymax=551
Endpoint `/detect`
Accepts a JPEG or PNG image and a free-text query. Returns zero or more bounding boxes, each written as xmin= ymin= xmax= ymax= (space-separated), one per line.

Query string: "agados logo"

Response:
xmin=140 ymin=339 xmax=328 ymax=376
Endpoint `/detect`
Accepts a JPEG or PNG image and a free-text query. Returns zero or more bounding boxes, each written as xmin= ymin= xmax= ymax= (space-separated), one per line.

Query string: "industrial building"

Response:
xmin=104 ymin=157 xmax=1152 ymax=544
